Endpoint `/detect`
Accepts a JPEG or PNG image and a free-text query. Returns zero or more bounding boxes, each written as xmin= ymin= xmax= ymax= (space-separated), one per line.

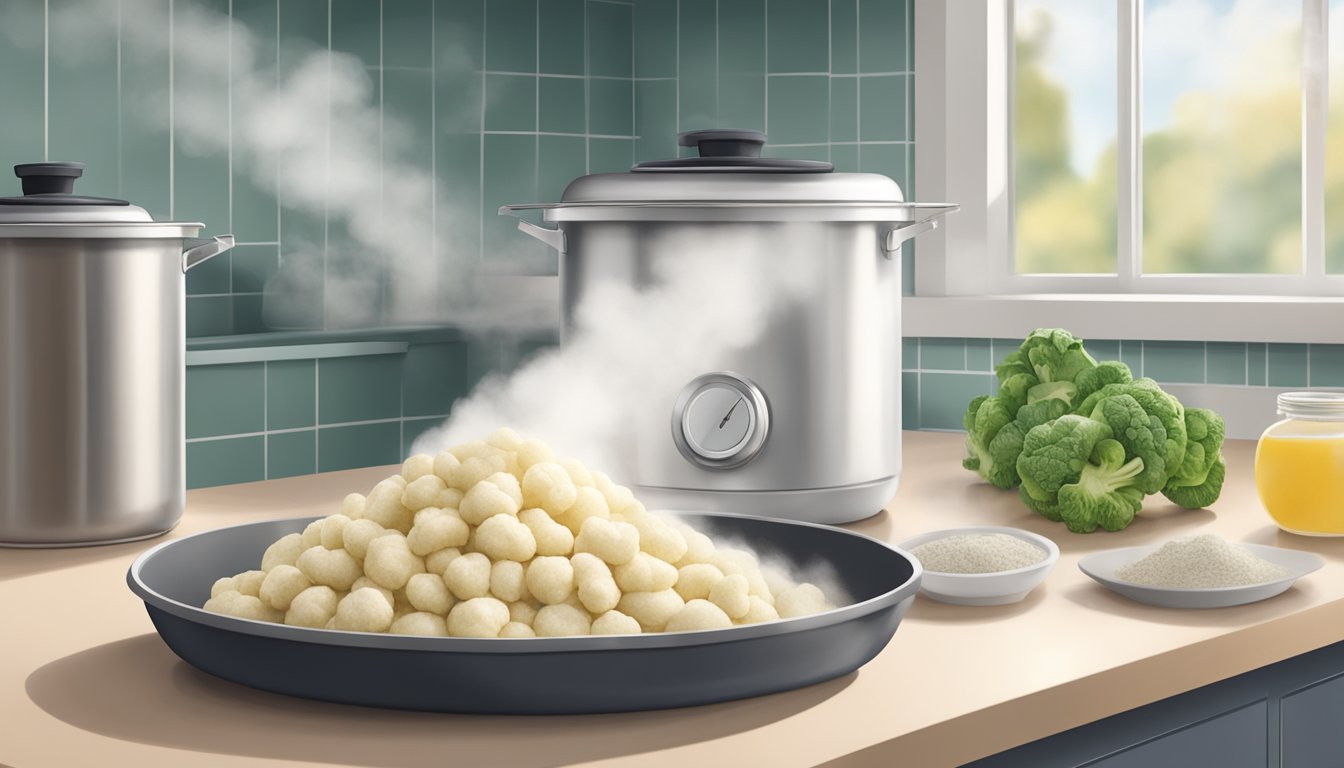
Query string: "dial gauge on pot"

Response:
xmin=672 ymin=372 xmax=770 ymax=469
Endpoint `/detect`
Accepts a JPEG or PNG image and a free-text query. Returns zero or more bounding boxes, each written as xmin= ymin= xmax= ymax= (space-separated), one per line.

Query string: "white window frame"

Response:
xmin=907 ymin=0 xmax=1344 ymax=343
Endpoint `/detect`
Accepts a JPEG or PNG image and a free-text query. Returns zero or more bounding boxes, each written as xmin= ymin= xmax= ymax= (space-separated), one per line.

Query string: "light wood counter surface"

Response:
xmin=4 ymin=431 xmax=1344 ymax=768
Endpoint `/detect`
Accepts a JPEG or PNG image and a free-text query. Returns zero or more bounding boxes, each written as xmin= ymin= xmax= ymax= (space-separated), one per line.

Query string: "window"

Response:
xmin=912 ymin=0 xmax=1342 ymax=299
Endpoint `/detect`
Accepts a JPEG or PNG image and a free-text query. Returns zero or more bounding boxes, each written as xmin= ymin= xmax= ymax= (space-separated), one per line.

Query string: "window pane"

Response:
xmin=1014 ymin=0 xmax=1117 ymax=274
xmin=1142 ymin=0 xmax=1300 ymax=274
xmin=1328 ymin=0 xmax=1344 ymax=272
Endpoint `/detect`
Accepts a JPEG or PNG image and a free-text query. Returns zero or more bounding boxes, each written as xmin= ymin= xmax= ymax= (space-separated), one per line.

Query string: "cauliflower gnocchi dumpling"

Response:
xmin=459 ymin=479 xmax=521 ymax=525
xmin=519 ymin=507 xmax=574 ymax=557
xmin=590 ymin=609 xmax=642 ymax=635
xmin=204 ymin=590 xmax=282 ymax=623
xmin=473 ymin=513 xmax=538 ymax=562
xmin=665 ymin=599 xmax=733 ymax=633
xmin=259 ymin=564 xmax=311 ymax=611
xmin=406 ymin=508 xmax=470 ymax=556
xmin=521 ymin=462 xmax=578 ymax=515
xmin=443 ymin=552 xmax=492 ymax=600
xmin=284 ymin=585 xmax=339 ymax=628
xmin=533 ymin=603 xmax=592 ymax=637
xmin=447 ymin=596 xmax=510 ymax=638
xmin=261 ymin=533 xmax=306 ymax=571
xmin=525 ymin=556 xmax=575 ymax=605
xmin=390 ymin=611 xmax=448 ymax=637
xmin=363 ymin=534 xmax=425 ymax=590
xmin=335 ymin=588 xmax=395 ymax=633
xmin=573 ymin=517 xmax=639 ymax=566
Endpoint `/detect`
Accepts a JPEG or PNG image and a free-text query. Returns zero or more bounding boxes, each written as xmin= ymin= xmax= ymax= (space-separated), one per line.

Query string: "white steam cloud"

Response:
xmin=25 ymin=0 xmax=495 ymax=328
xmin=412 ymin=227 xmax=818 ymax=482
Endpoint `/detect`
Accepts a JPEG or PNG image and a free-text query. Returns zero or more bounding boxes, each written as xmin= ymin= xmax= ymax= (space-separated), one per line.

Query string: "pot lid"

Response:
xmin=554 ymin=129 xmax=909 ymax=206
xmin=0 ymin=162 xmax=157 ymax=223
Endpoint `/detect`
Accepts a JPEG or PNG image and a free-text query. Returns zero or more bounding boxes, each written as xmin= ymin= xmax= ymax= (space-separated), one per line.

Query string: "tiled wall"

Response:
xmin=629 ymin=0 xmax=917 ymax=289
xmin=0 ymin=0 xmax=637 ymax=337
xmin=903 ymin=337 xmax=1344 ymax=431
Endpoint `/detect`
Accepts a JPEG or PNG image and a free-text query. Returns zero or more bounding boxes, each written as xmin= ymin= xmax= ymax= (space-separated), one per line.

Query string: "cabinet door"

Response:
xmin=1281 ymin=673 xmax=1344 ymax=768
xmin=1085 ymin=701 xmax=1267 ymax=768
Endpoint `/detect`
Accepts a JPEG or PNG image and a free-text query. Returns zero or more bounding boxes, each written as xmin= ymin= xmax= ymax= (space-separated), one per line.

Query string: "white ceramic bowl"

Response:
xmin=898 ymin=526 xmax=1060 ymax=606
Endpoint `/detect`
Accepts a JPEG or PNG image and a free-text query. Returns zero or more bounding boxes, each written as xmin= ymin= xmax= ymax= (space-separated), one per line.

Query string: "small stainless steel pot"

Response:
xmin=501 ymin=130 xmax=956 ymax=524
xmin=0 ymin=162 xmax=234 ymax=547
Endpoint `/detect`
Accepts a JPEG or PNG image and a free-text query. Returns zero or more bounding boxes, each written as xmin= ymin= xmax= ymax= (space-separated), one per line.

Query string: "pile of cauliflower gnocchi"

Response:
xmin=204 ymin=429 xmax=836 ymax=637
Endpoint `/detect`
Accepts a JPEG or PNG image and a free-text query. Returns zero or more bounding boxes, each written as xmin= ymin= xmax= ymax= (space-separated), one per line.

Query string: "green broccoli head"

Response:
xmin=1074 ymin=378 xmax=1187 ymax=474
xmin=962 ymin=396 xmax=1016 ymax=486
xmin=1087 ymin=393 xmax=1168 ymax=494
xmin=1016 ymin=414 xmax=1114 ymax=504
xmin=1019 ymin=328 xmax=1098 ymax=383
xmin=1075 ymin=361 xmax=1133 ymax=403
xmin=1057 ymin=439 xmax=1146 ymax=533
xmin=1162 ymin=455 xmax=1226 ymax=510
xmin=978 ymin=399 xmax=1071 ymax=489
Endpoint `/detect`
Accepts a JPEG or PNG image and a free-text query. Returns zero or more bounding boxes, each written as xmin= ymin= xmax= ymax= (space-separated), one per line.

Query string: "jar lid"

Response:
xmin=1277 ymin=391 xmax=1344 ymax=420
xmin=0 ymin=162 xmax=154 ymax=223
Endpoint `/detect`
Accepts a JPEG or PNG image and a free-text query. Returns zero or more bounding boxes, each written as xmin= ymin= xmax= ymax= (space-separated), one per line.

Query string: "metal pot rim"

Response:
xmin=0 ymin=222 xmax=206 ymax=238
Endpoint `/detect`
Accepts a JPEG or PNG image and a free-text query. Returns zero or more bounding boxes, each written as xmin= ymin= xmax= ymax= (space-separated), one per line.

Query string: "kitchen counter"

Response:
xmin=5 ymin=431 xmax=1344 ymax=768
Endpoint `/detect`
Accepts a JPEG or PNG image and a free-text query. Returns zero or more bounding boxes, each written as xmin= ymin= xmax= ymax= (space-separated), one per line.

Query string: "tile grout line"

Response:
xmin=116 ymin=0 xmax=123 ymax=196
xmin=479 ymin=0 xmax=487 ymax=266
xmin=169 ymin=0 xmax=175 ymax=219
xmin=263 ymin=362 xmax=270 ymax=478
xmin=43 ymin=0 xmax=48 ymax=161
xmin=430 ymin=0 xmax=438 ymax=310
xmin=314 ymin=357 xmax=321 ymax=470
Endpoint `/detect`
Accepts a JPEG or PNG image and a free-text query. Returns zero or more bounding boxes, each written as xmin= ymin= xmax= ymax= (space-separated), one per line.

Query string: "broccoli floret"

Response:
xmin=1161 ymin=408 xmax=1227 ymax=509
xmin=1074 ymin=378 xmax=1187 ymax=474
xmin=1016 ymin=414 xmax=1114 ymax=505
xmin=997 ymin=372 xmax=1039 ymax=414
xmin=962 ymin=396 xmax=1016 ymax=486
xmin=995 ymin=350 xmax=1036 ymax=384
xmin=1019 ymin=485 xmax=1063 ymax=521
xmin=1057 ymin=439 xmax=1146 ymax=533
xmin=1087 ymin=394 xmax=1168 ymax=494
xmin=1162 ymin=456 xmax=1226 ymax=510
xmin=976 ymin=399 xmax=1071 ymax=489
xmin=1074 ymin=361 xmax=1133 ymax=403
xmin=1019 ymin=328 xmax=1098 ymax=385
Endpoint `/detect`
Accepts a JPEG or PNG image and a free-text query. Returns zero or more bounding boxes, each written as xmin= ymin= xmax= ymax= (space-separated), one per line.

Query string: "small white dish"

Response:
xmin=899 ymin=526 xmax=1060 ymax=606
xmin=1078 ymin=543 xmax=1323 ymax=609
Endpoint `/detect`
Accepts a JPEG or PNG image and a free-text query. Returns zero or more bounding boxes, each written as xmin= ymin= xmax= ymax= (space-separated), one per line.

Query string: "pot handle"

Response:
xmin=181 ymin=235 xmax=237 ymax=273
xmin=882 ymin=219 xmax=938 ymax=258
xmin=515 ymin=220 xmax=566 ymax=253
xmin=499 ymin=206 xmax=566 ymax=253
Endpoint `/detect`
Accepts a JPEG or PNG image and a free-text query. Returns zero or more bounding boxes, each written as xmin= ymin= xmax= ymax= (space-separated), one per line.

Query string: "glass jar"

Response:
xmin=1255 ymin=392 xmax=1344 ymax=536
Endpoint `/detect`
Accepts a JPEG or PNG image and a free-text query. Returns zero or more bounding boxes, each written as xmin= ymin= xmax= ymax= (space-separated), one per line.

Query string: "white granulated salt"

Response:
xmin=1115 ymin=534 xmax=1289 ymax=589
xmin=910 ymin=533 xmax=1047 ymax=574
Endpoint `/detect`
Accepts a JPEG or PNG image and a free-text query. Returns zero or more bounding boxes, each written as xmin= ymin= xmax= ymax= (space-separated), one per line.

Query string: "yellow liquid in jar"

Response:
xmin=1255 ymin=430 xmax=1344 ymax=535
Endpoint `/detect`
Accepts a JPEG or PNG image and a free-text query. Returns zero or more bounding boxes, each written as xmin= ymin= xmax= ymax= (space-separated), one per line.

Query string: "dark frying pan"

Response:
xmin=127 ymin=512 xmax=920 ymax=714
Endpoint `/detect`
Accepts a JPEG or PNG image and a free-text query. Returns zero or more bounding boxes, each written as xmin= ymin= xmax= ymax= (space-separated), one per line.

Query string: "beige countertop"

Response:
xmin=5 ymin=431 xmax=1344 ymax=768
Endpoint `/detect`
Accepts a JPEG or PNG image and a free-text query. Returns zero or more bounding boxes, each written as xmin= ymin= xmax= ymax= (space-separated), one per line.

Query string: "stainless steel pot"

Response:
xmin=0 ymin=162 xmax=234 ymax=547
xmin=501 ymin=130 xmax=956 ymax=524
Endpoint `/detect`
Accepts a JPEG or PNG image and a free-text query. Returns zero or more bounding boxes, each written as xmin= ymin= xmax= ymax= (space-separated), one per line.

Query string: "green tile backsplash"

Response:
xmin=904 ymin=337 xmax=1344 ymax=432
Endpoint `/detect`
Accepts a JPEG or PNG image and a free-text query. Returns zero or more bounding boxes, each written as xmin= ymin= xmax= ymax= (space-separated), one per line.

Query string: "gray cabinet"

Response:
xmin=1086 ymin=702 xmax=1266 ymax=768
xmin=966 ymin=640 xmax=1344 ymax=768
xmin=1280 ymin=673 xmax=1344 ymax=768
